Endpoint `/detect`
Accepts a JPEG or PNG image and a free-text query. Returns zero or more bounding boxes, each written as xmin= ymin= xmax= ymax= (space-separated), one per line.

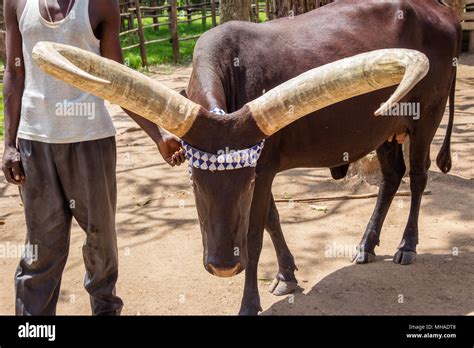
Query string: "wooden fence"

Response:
xmin=460 ymin=0 xmax=474 ymax=51
xmin=119 ymin=0 xmax=219 ymax=65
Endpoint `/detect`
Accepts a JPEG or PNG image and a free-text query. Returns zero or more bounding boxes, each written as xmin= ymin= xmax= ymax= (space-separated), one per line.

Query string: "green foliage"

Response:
xmin=120 ymin=15 xmax=217 ymax=69
xmin=120 ymin=10 xmax=268 ymax=69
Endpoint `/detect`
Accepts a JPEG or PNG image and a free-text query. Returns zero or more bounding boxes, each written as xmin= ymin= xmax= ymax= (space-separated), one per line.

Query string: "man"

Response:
xmin=2 ymin=0 xmax=185 ymax=315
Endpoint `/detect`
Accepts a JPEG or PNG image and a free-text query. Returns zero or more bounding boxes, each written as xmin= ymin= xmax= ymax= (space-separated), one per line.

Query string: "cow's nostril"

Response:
xmin=207 ymin=262 xmax=242 ymax=278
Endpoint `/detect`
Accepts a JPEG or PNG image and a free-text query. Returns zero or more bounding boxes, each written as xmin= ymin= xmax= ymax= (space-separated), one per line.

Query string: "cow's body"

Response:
xmin=186 ymin=0 xmax=461 ymax=314
xmin=189 ymin=0 xmax=458 ymax=169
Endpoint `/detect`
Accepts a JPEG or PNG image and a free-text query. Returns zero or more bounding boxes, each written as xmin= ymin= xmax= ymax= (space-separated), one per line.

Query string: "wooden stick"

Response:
xmin=275 ymin=190 xmax=432 ymax=204
xmin=152 ymin=0 xmax=159 ymax=31
xmin=255 ymin=0 xmax=260 ymax=23
xmin=170 ymin=0 xmax=180 ymax=63
xmin=186 ymin=0 xmax=192 ymax=25
xmin=128 ymin=4 xmax=135 ymax=30
xmin=201 ymin=3 xmax=206 ymax=28
xmin=211 ymin=0 xmax=217 ymax=27
xmin=135 ymin=1 xmax=148 ymax=68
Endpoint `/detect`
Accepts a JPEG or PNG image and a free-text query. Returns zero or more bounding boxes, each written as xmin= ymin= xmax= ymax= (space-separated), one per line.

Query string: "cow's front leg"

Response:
xmin=266 ymin=195 xmax=298 ymax=296
xmin=239 ymin=174 xmax=274 ymax=316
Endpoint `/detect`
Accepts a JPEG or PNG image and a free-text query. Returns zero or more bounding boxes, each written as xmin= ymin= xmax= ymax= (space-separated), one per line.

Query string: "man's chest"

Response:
xmin=16 ymin=0 xmax=102 ymax=39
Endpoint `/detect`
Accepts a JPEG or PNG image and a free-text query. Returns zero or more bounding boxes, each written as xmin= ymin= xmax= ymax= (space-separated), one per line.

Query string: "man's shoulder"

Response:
xmin=4 ymin=0 xmax=16 ymax=13
xmin=92 ymin=0 xmax=120 ymax=16
xmin=5 ymin=0 xmax=28 ymax=18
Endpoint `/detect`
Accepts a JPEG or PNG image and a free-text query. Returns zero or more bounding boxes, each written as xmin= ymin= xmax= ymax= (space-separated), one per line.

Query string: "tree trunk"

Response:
xmin=273 ymin=0 xmax=310 ymax=18
xmin=220 ymin=0 xmax=251 ymax=23
xmin=0 ymin=31 xmax=5 ymax=63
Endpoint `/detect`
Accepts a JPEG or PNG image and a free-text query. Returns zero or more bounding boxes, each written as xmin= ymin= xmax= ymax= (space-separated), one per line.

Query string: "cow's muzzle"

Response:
xmin=207 ymin=262 xmax=243 ymax=278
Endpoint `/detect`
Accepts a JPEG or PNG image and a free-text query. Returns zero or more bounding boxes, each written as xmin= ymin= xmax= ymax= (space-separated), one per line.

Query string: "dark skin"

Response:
xmin=2 ymin=0 xmax=185 ymax=185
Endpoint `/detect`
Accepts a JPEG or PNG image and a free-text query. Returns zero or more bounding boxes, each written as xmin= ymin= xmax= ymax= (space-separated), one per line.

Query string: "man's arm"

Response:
xmin=98 ymin=0 xmax=185 ymax=166
xmin=2 ymin=0 xmax=26 ymax=185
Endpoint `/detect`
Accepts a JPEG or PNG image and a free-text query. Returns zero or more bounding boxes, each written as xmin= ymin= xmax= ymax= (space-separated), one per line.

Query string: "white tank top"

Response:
xmin=18 ymin=0 xmax=116 ymax=144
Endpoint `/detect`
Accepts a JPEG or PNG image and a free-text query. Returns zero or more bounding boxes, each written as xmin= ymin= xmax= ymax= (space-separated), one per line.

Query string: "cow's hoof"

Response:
xmin=268 ymin=278 xmax=299 ymax=296
xmin=352 ymin=251 xmax=376 ymax=264
xmin=393 ymin=250 xmax=416 ymax=265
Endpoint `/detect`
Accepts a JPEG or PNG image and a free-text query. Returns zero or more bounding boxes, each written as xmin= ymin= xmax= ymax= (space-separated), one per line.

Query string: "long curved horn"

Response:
xmin=32 ymin=41 xmax=202 ymax=137
xmin=247 ymin=49 xmax=429 ymax=136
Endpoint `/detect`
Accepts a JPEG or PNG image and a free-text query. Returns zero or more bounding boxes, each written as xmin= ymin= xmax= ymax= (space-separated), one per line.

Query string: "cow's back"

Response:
xmin=234 ymin=0 xmax=460 ymax=105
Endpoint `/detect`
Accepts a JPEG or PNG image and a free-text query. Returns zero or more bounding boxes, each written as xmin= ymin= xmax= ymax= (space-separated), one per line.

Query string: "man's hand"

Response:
xmin=2 ymin=145 xmax=25 ymax=185
xmin=96 ymin=0 xmax=187 ymax=168
xmin=157 ymin=134 xmax=186 ymax=167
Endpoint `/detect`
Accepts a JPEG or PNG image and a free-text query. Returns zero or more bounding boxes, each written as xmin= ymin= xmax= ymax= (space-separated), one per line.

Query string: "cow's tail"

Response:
xmin=436 ymin=68 xmax=456 ymax=174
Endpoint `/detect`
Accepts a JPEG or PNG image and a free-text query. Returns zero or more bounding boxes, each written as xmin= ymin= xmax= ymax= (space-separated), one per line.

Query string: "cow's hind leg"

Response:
xmin=266 ymin=195 xmax=298 ymax=296
xmin=354 ymin=141 xmax=406 ymax=264
xmin=393 ymin=137 xmax=431 ymax=265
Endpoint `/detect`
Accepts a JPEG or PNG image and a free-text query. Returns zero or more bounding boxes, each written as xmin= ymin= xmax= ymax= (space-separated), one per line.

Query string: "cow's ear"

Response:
xmin=179 ymin=89 xmax=188 ymax=98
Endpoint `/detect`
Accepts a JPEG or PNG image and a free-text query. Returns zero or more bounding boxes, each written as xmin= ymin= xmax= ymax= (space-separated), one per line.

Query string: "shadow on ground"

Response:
xmin=262 ymin=249 xmax=474 ymax=315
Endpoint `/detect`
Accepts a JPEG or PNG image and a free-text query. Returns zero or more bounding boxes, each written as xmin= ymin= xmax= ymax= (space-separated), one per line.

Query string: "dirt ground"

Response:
xmin=0 ymin=55 xmax=473 ymax=316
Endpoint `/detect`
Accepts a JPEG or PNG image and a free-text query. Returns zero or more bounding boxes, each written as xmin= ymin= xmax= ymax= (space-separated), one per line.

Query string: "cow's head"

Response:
xmin=33 ymin=42 xmax=429 ymax=277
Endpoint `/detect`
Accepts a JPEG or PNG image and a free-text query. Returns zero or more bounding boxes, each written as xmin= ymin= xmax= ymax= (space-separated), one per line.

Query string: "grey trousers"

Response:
xmin=15 ymin=137 xmax=123 ymax=315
